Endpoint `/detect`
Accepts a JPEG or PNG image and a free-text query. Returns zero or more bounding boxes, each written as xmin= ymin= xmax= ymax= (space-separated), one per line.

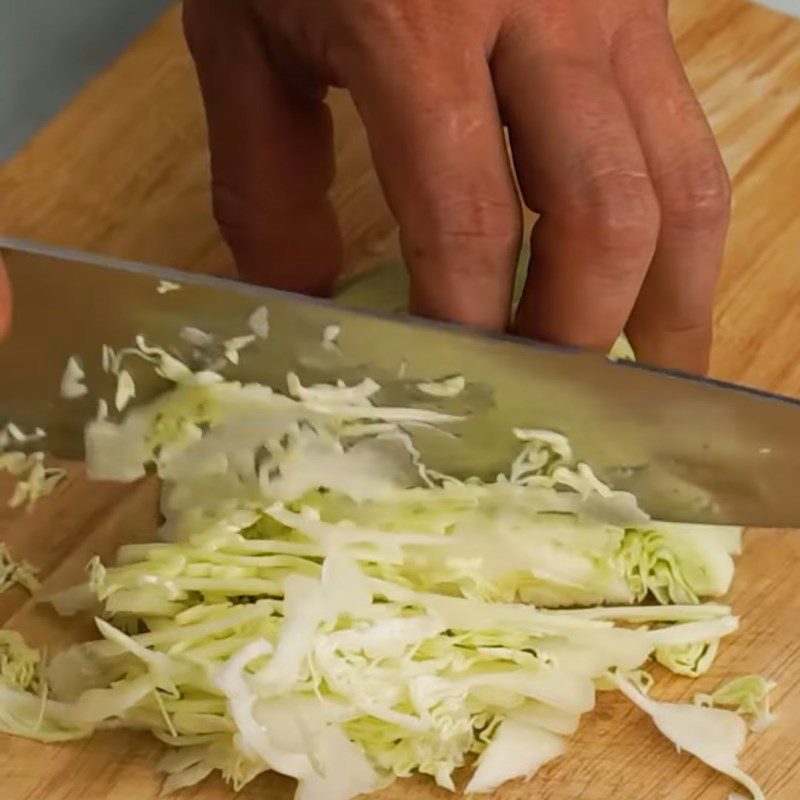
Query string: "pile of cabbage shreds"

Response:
xmin=0 ymin=327 xmax=777 ymax=800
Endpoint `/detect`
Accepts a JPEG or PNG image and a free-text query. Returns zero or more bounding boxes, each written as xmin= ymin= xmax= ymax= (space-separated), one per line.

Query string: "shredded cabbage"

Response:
xmin=321 ymin=324 xmax=341 ymax=350
xmin=695 ymin=675 xmax=777 ymax=732
xmin=156 ymin=280 xmax=181 ymax=295
xmin=248 ymin=306 xmax=270 ymax=339
xmin=1 ymin=425 xmax=67 ymax=510
xmin=416 ymin=375 xmax=466 ymax=398
xmin=60 ymin=355 xmax=88 ymax=399
xmin=0 ymin=422 xmax=45 ymax=449
xmin=614 ymin=672 xmax=765 ymax=800
xmin=465 ymin=716 xmax=565 ymax=793
xmin=0 ymin=545 xmax=40 ymax=594
xmin=0 ymin=334 xmax=774 ymax=800
xmin=223 ymin=335 xmax=256 ymax=366
xmin=115 ymin=369 xmax=136 ymax=412
xmin=180 ymin=326 xmax=215 ymax=348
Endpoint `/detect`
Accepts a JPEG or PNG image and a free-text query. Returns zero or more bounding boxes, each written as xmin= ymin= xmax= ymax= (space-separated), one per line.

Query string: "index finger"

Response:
xmin=339 ymin=25 xmax=521 ymax=331
xmin=184 ymin=0 xmax=341 ymax=295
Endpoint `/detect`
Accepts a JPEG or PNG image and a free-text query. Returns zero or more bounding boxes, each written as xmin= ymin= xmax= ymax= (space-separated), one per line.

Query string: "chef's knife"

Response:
xmin=1 ymin=237 xmax=799 ymax=527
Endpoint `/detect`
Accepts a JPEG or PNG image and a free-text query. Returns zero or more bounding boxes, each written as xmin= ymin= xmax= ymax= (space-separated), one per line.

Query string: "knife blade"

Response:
xmin=1 ymin=237 xmax=799 ymax=527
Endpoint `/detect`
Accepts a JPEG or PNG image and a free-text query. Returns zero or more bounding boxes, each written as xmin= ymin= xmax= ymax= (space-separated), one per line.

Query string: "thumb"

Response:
xmin=0 ymin=254 xmax=11 ymax=339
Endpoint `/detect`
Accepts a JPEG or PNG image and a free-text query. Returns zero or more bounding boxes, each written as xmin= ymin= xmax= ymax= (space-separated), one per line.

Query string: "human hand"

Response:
xmin=184 ymin=0 xmax=730 ymax=373
xmin=0 ymin=256 xmax=10 ymax=340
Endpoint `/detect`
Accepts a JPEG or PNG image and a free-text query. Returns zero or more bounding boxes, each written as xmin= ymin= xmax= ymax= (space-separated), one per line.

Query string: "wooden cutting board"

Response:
xmin=1 ymin=1 xmax=800 ymax=798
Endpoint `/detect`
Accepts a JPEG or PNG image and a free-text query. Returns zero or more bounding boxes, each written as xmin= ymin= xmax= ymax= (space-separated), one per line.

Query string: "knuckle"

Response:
xmin=331 ymin=0 xmax=414 ymax=50
xmin=560 ymin=169 xmax=661 ymax=256
xmin=628 ymin=313 xmax=713 ymax=371
xmin=644 ymin=311 xmax=713 ymax=340
xmin=410 ymin=194 xmax=521 ymax=263
xmin=329 ymin=0 xmax=475 ymax=64
xmin=658 ymin=154 xmax=732 ymax=230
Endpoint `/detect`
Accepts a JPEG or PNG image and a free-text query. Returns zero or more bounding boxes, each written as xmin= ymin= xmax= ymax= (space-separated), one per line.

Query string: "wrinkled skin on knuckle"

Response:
xmin=627 ymin=310 xmax=714 ymax=371
xmin=313 ymin=0 xmax=441 ymax=60
xmin=334 ymin=0 xmax=487 ymax=39
xmin=650 ymin=315 xmax=713 ymax=342
xmin=283 ymin=0 xmax=500 ymax=70
xmin=558 ymin=169 xmax=661 ymax=258
xmin=404 ymin=190 xmax=521 ymax=265
xmin=656 ymin=151 xmax=731 ymax=232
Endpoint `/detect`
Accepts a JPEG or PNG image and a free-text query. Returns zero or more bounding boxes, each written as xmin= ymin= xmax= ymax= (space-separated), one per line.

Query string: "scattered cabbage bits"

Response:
xmin=0 ymin=423 xmax=66 ymax=509
xmin=321 ymin=323 xmax=341 ymax=350
xmin=156 ymin=280 xmax=182 ymax=295
xmin=0 ymin=545 xmax=40 ymax=595
xmin=60 ymin=355 xmax=88 ymax=399
xmin=248 ymin=306 xmax=270 ymax=340
xmin=416 ymin=374 xmax=466 ymax=398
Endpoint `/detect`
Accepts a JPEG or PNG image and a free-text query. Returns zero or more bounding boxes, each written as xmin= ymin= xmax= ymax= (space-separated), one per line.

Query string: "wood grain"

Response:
xmin=1 ymin=0 xmax=800 ymax=798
